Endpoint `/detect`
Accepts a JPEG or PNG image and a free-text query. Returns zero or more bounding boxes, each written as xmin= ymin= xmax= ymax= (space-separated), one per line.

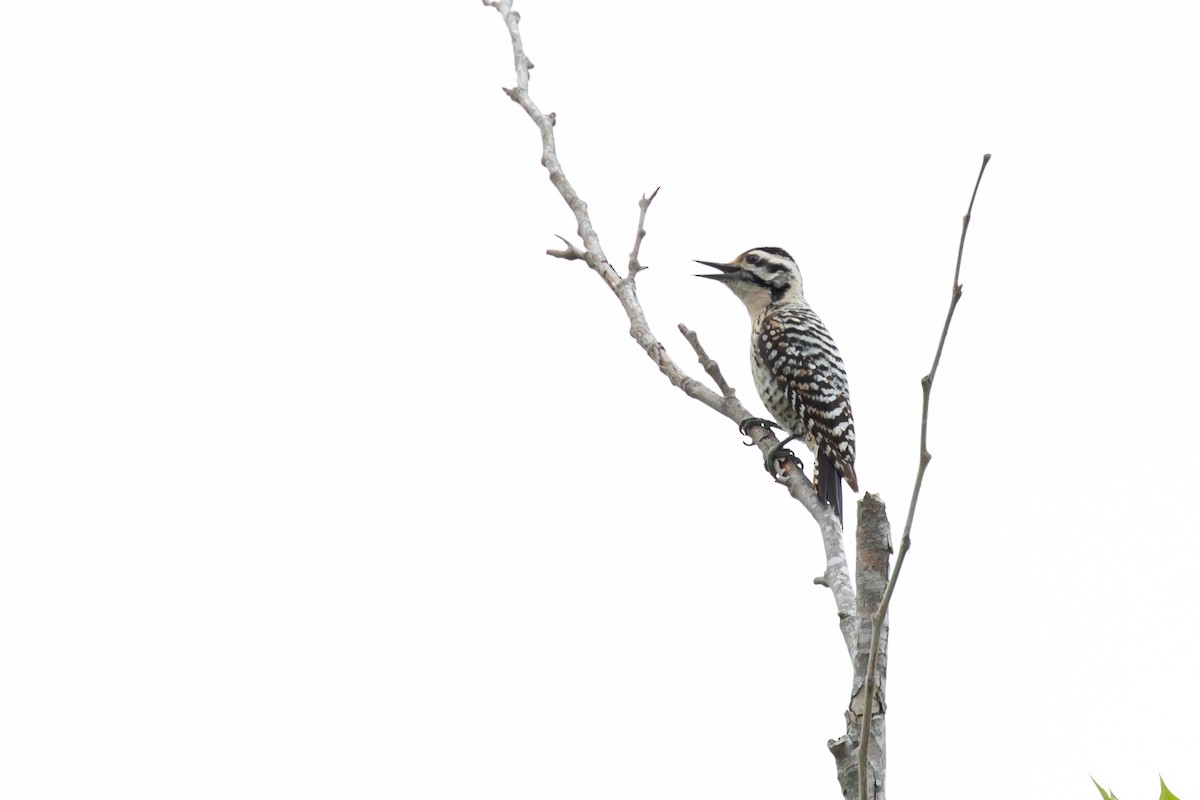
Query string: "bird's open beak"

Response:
xmin=694 ymin=260 xmax=738 ymax=281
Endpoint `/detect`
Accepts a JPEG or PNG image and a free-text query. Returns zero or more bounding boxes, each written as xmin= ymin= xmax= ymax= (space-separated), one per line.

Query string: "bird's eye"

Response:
xmin=745 ymin=254 xmax=760 ymax=265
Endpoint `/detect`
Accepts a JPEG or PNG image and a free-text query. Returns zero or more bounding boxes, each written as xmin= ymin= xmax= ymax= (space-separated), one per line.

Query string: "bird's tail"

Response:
xmin=817 ymin=450 xmax=844 ymax=525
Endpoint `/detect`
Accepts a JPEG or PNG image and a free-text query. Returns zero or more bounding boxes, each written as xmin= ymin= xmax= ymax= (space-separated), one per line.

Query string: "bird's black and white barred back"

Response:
xmin=697 ymin=247 xmax=858 ymax=522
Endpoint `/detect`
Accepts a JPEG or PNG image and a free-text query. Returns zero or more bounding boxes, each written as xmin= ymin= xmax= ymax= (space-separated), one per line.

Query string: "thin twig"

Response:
xmin=627 ymin=187 xmax=660 ymax=277
xmin=856 ymin=153 xmax=991 ymax=800
xmin=678 ymin=324 xmax=735 ymax=398
xmin=547 ymin=234 xmax=586 ymax=261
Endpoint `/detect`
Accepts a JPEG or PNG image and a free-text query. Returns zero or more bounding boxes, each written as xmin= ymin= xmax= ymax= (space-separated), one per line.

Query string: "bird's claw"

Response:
xmin=737 ymin=419 xmax=804 ymax=477
xmin=738 ymin=417 xmax=782 ymax=445
xmin=764 ymin=442 xmax=805 ymax=477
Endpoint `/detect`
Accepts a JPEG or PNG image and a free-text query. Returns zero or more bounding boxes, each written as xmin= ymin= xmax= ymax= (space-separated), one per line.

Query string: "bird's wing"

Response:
xmin=759 ymin=306 xmax=858 ymax=491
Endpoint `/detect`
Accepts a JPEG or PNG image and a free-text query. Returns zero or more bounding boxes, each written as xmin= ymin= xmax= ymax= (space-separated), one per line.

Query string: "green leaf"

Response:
xmin=1159 ymin=776 xmax=1179 ymax=800
xmin=1091 ymin=776 xmax=1119 ymax=800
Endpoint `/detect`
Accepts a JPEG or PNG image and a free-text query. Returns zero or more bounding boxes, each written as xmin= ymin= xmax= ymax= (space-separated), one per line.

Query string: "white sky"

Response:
xmin=2 ymin=1 xmax=1198 ymax=798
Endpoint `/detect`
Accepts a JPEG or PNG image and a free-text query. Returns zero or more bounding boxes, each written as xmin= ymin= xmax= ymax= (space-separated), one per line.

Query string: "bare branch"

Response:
xmin=485 ymin=0 xmax=618 ymax=288
xmin=739 ymin=422 xmax=856 ymax=657
xmin=856 ymin=153 xmax=991 ymax=800
xmin=677 ymin=324 xmax=736 ymax=399
xmin=547 ymin=234 xmax=585 ymax=261
xmin=627 ymin=187 xmax=660 ymax=278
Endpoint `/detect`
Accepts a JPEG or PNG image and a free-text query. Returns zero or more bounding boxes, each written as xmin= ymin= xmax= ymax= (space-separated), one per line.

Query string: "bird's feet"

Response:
xmin=738 ymin=417 xmax=783 ymax=445
xmin=764 ymin=435 xmax=805 ymax=478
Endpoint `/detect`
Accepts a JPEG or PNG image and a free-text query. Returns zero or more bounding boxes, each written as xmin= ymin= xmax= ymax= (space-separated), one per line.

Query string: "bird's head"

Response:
xmin=695 ymin=246 xmax=805 ymax=315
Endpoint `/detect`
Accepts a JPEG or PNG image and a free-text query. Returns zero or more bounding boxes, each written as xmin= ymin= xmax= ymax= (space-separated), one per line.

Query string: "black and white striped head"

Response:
xmin=696 ymin=246 xmax=805 ymax=314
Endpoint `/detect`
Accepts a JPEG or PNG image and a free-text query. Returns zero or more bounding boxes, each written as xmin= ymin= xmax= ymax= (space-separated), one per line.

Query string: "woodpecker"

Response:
xmin=697 ymin=247 xmax=858 ymax=523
